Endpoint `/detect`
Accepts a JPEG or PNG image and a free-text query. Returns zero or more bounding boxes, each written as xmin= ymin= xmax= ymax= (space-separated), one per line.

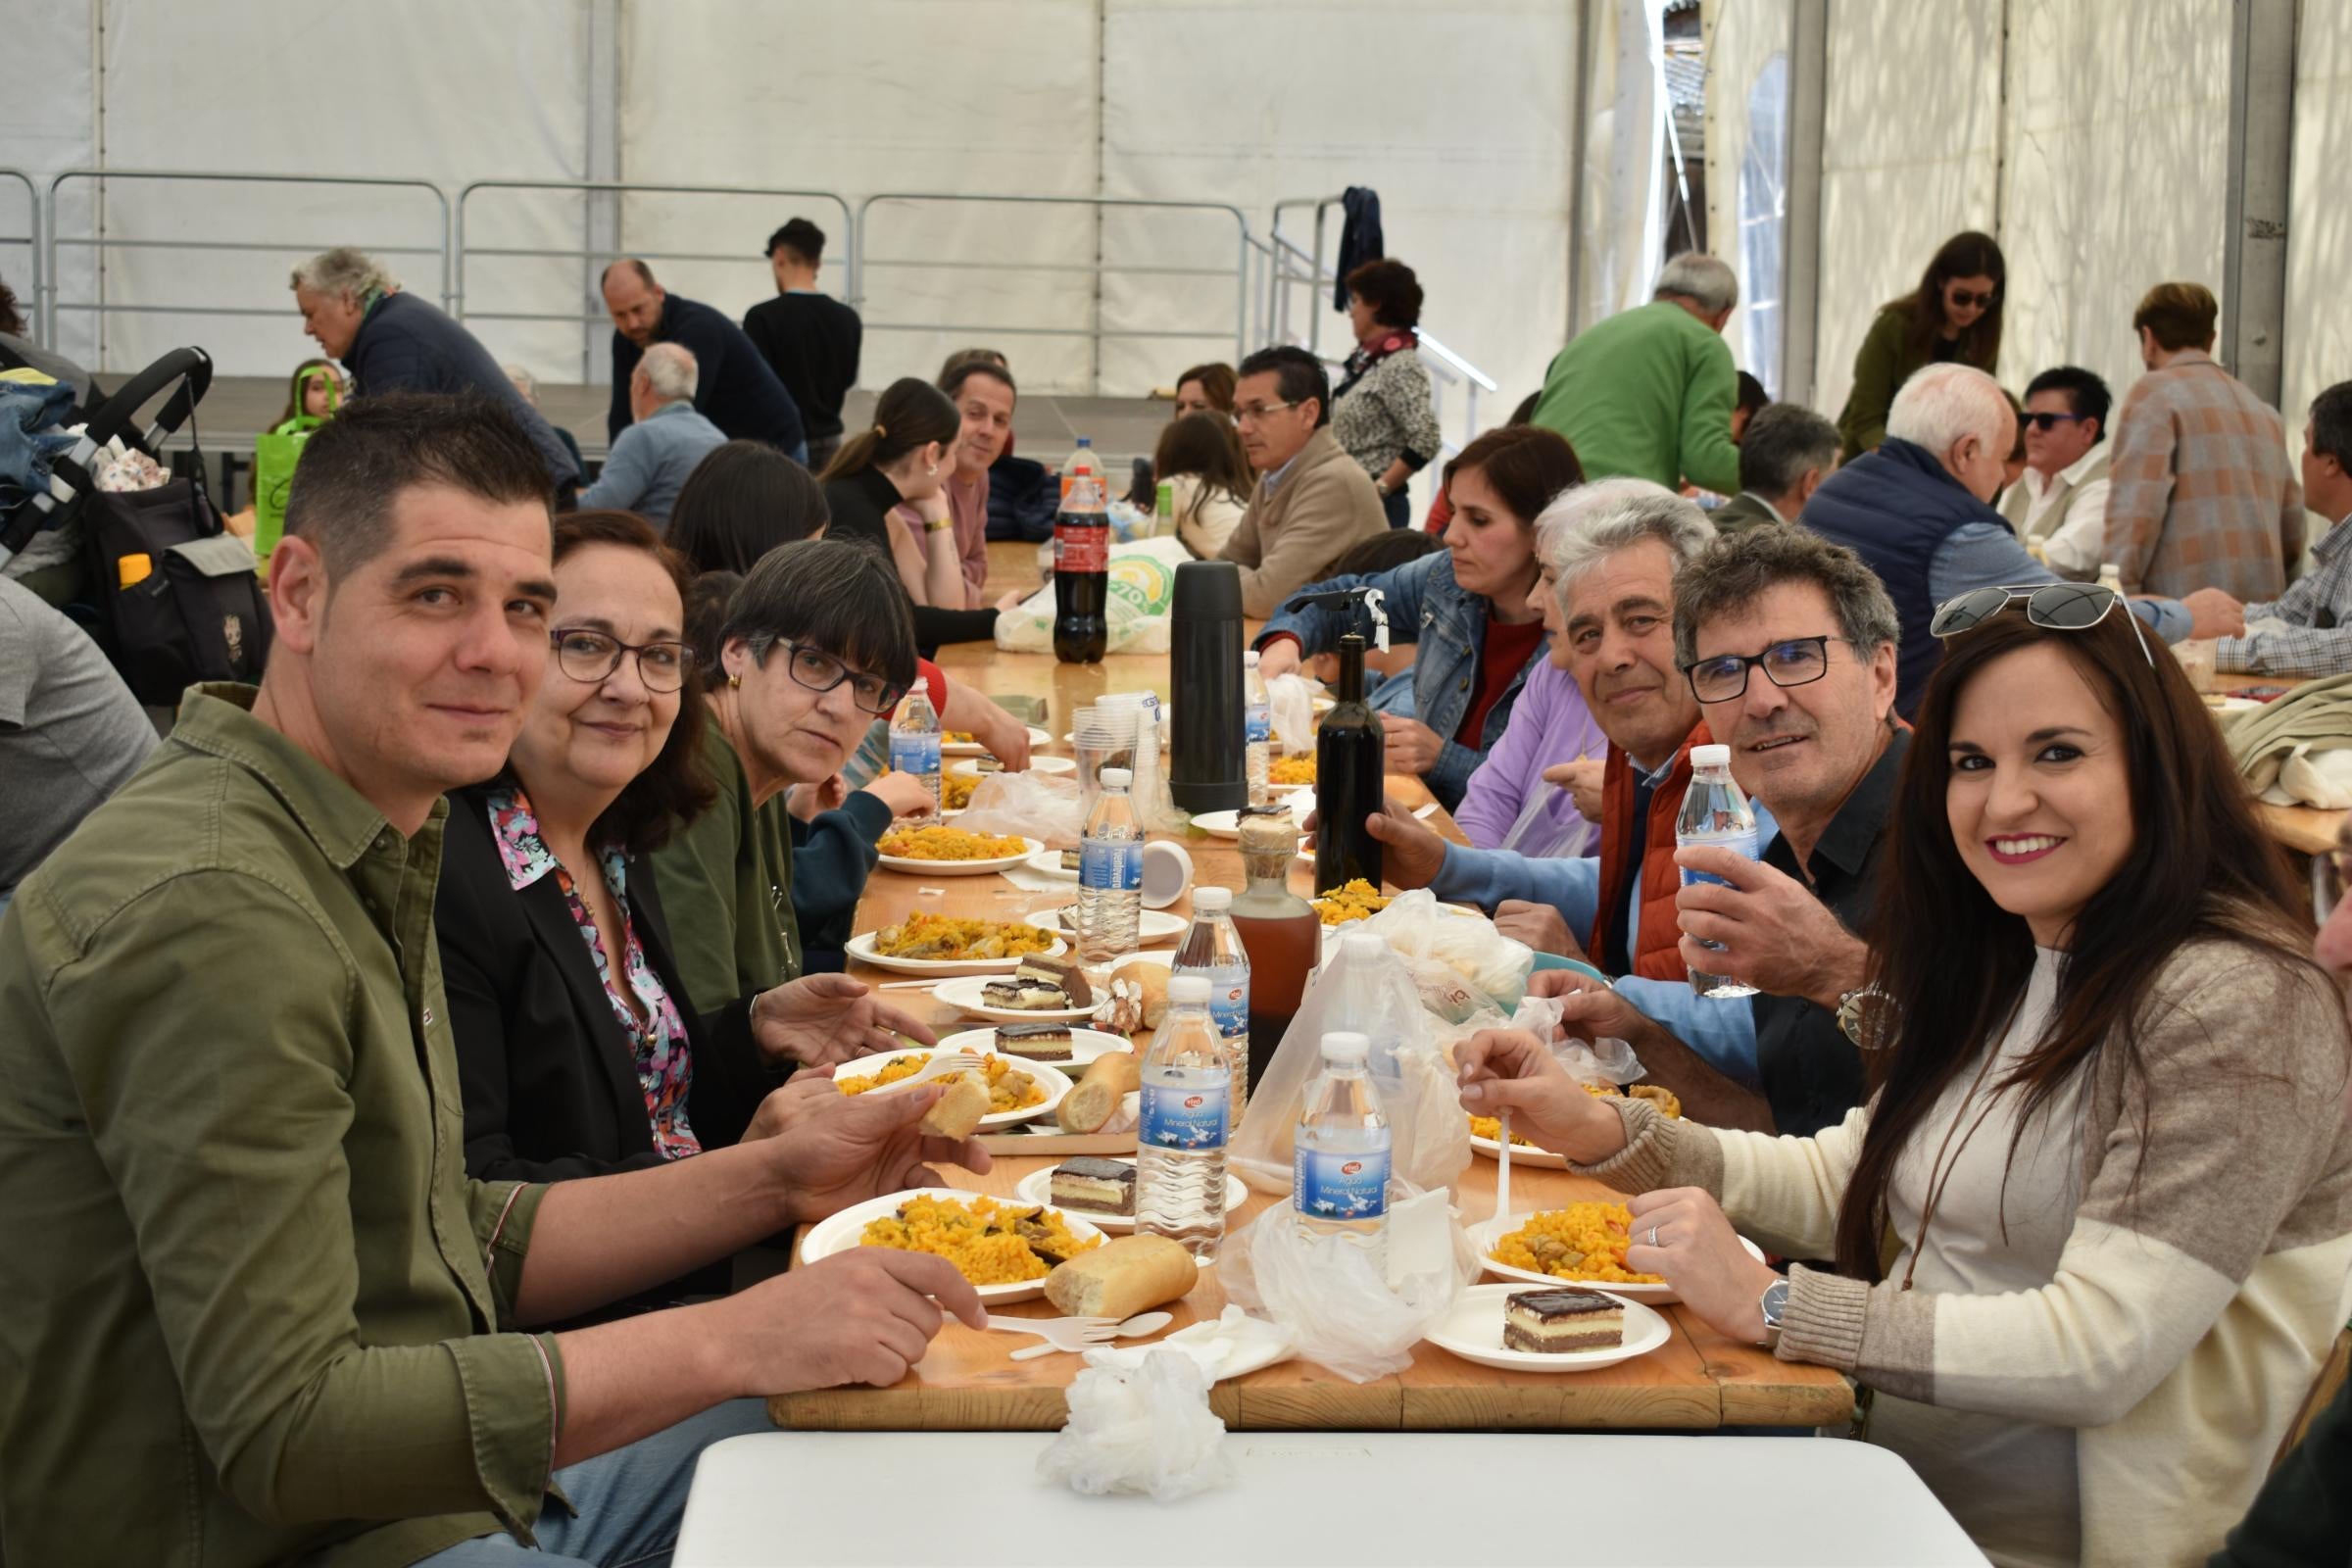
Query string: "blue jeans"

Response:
xmin=415 ymin=1400 xmax=770 ymax=1568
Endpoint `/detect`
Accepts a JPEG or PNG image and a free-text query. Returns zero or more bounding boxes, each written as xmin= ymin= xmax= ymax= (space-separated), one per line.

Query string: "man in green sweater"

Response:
xmin=1531 ymin=253 xmax=1744 ymax=498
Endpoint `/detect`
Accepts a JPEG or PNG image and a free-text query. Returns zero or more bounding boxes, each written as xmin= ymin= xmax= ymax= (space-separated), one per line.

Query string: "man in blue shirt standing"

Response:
xmin=579 ymin=343 xmax=725 ymax=528
xmin=602 ymin=260 xmax=806 ymax=464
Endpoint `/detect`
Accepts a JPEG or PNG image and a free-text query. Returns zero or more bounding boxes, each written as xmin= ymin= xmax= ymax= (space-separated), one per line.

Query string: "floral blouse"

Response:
xmin=486 ymin=785 xmax=701 ymax=1160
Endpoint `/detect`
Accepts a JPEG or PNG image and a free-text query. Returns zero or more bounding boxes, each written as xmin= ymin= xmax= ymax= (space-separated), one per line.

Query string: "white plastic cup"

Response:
xmin=1141 ymin=840 xmax=1194 ymax=908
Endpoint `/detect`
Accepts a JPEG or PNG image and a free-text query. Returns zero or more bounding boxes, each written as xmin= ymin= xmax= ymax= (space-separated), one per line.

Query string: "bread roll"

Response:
xmin=1056 ymin=1050 xmax=1141 ymax=1133
xmin=1044 ymin=1234 xmax=1200 ymax=1319
xmin=917 ymin=1075 xmax=992 ymax=1139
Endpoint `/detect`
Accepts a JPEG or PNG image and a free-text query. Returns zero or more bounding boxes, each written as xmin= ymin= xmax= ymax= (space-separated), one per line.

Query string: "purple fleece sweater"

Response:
xmin=1451 ymin=657 xmax=1606 ymax=852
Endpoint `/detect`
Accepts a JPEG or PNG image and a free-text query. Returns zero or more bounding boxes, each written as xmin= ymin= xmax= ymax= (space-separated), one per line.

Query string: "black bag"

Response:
xmin=82 ymin=473 xmax=272 ymax=706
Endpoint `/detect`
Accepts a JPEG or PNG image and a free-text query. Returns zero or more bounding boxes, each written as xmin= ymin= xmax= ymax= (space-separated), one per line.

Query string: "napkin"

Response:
xmin=1037 ymin=1347 xmax=1235 ymax=1501
xmin=998 ymin=865 xmax=1075 ymax=895
xmin=1083 ymin=1305 xmax=1298 ymax=1384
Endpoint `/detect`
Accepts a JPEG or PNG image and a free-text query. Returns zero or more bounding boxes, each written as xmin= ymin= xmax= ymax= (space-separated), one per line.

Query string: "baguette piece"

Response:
xmin=1044 ymin=1234 xmax=1200 ymax=1319
xmin=1056 ymin=1050 xmax=1141 ymax=1133
xmin=917 ymin=1075 xmax=992 ymax=1139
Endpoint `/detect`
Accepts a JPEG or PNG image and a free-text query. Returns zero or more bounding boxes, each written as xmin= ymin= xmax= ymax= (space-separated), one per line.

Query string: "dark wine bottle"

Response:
xmin=1313 ymin=633 xmax=1383 ymax=894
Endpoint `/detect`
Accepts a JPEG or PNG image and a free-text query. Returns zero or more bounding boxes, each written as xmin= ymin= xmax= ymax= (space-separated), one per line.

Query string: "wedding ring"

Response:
xmin=1647 ymin=1224 xmax=1661 ymax=1249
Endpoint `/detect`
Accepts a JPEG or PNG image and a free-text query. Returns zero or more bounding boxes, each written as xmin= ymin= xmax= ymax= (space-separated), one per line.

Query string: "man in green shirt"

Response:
xmin=0 ymin=394 xmax=988 ymax=1568
xmin=1530 ymin=252 xmax=1745 ymax=497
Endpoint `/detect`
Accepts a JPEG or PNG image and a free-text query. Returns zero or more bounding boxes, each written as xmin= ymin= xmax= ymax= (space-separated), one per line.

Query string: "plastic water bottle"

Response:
xmin=1293 ymin=1031 xmax=1392 ymax=1273
xmin=1676 ymin=742 xmax=1759 ymax=998
xmin=1172 ymin=886 xmax=1250 ymax=1128
xmin=888 ymin=687 xmax=943 ymax=810
xmin=1076 ymin=764 xmax=1143 ymax=961
xmin=1137 ymin=974 xmax=1231 ymax=1262
xmin=1243 ymin=650 xmax=1272 ymax=805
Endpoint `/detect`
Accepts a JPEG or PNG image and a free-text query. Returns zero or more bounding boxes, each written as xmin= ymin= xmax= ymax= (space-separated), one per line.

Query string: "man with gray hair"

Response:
xmin=578 ymin=343 xmax=726 ymax=526
xmin=1343 ymin=486 xmax=1771 ymax=1118
xmin=1712 ymin=403 xmax=1839 ymax=534
xmin=291 ymin=246 xmax=580 ymax=494
xmin=1801 ymin=361 xmax=2237 ymax=717
xmin=1528 ymin=253 xmax=1745 ymax=496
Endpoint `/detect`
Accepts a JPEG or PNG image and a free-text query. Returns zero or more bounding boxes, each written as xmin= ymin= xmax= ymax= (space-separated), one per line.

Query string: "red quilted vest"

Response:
xmin=1588 ymin=719 xmax=1713 ymax=983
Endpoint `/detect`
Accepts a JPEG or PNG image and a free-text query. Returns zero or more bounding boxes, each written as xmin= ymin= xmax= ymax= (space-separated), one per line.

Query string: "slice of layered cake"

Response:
xmin=1049 ymin=1156 xmax=1138 ymax=1216
xmin=995 ymin=1021 xmax=1075 ymax=1062
xmin=981 ymin=955 xmax=1093 ymax=1012
xmin=1501 ymin=1289 xmax=1625 ymax=1353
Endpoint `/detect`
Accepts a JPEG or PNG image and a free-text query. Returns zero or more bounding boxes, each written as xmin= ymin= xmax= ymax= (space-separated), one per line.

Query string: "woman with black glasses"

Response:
xmin=1836 ymin=230 xmax=2006 ymax=462
xmin=437 ymin=518 xmax=937 ymax=1222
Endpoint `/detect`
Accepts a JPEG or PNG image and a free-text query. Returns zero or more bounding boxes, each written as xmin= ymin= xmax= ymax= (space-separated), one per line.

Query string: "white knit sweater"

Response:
xmin=1586 ymin=936 xmax=2352 ymax=1567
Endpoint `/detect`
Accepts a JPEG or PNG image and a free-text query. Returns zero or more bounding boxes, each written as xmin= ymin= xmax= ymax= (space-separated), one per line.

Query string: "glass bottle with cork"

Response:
xmin=1228 ymin=805 xmax=1319 ymax=1093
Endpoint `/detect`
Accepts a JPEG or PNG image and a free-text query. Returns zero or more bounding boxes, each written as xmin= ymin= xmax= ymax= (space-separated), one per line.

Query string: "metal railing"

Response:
xmin=855 ymin=193 xmax=1251 ymax=394
xmin=455 ymin=179 xmax=855 ymax=382
xmin=0 ymin=170 xmax=36 ymax=340
xmin=42 ymin=169 xmax=451 ymax=350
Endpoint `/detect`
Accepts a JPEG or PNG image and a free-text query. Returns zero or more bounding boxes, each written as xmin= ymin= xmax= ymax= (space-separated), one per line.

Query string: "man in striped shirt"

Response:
xmin=2218 ymin=380 xmax=2352 ymax=676
xmin=2102 ymin=281 xmax=2305 ymax=603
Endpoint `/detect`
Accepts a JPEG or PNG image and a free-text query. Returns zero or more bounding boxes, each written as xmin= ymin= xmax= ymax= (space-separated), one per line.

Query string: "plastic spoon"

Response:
xmin=1007 ymin=1310 xmax=1176 ymax=1361
xmin=1494 ymin=1107 xmax=1514 ymax=1228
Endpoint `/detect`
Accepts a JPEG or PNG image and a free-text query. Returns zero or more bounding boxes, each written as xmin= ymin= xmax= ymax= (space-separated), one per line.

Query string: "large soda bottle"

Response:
xmin=1075 ymin=765 xmax=1143 ymax=961
xmin=1292 ymin=1030 xmax=1392 ymax=1274
xmin=1136 ymin=974 xmax=1231 ymax=1262
xmin=887 ymin=686 xmax=942 ymax=810
xmin=1243 ymin=649 xmax=1272 ymax=805
xmin=1676 ymin=742 xmax=1760 ymax=998
xmin=1313 ymin=633 xmax=1383 ymax=893
xmin=1171 ymin=886 xmax=1250 ymax=1128
xmin=1053 ymin=438 xmax=1109 ymax=662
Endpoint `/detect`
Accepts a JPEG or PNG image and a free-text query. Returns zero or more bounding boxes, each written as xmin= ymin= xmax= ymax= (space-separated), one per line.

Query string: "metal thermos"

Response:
xmin=1167 ymin=561 xmax=1248 ymax=812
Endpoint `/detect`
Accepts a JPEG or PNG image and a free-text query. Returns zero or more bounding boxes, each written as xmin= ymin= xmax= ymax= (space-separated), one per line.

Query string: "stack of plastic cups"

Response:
xmin=1099 ymin=691 xmax=1177 ymax=830
xmin=1072 ymin=705 xmax=1128 ymax=820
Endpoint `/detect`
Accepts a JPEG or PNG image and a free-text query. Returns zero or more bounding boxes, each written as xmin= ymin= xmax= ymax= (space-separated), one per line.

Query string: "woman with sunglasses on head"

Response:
xmin=437 ymin=515 xmax=938 ymax=1222
xmin=1459 ymin=586 xmax=2352 ymax=1568
xmin=1838 ymin=231 xmax=2005 ymax=462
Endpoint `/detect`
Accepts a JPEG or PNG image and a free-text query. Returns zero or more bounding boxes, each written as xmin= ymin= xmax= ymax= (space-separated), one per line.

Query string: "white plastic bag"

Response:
xmin=1507 ymin=992 xmax=1642 ymax=1087
xmin=1265 ymin=672 xmax=1318 ymax=755
xmin=1037 ymin=1348 xmax=1233 ymax=1500
xmin=1227 ymin=931 xmax=1472 ymax=1198
xmin=993 ymin=535 xmax=1191 ymax=655
xmin=1218 ymin=1180 xmax=1478 ymax=1383
xmin=954 ymin=768 xmax=1084 ymax=848
xmin=1355 ymin=888 xmax=1536 ymax=1009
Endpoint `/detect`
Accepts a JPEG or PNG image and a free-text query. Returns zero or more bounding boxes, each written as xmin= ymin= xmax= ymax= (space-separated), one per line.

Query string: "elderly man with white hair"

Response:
xmin=1800 ymin=361 xmax=2241 ymax=716
xmin=289 ymin=246 xmax=580 ymax=493
xmin=577 ymin=343 xmax=726 ymax=526
xmin=1529 ymin=253 xmax=1746 ymax=496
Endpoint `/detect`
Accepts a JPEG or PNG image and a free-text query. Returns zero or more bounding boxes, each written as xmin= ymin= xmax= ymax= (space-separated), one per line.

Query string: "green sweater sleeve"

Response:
xmin=1838 ymin=310 xmax=1909 ymax=460
xmin=648 ymin=775 xmax=750 ymax=1015
xmin=1677 ymin=332 xmax=1743 ymax=497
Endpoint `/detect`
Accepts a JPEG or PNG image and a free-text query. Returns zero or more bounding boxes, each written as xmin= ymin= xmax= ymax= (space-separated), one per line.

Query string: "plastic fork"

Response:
xmin=995 ymin=1310 xmax=1177 ymax=1360
xmin=880 ymin=1053 xmax=987 ymax=1092
xmin=1494 ymin=1107 xmax=1515 ymax=1227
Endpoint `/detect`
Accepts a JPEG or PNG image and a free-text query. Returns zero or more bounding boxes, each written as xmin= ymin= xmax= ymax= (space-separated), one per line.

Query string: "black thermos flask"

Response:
xmin=1168 ymin=561 xmax=1248 ymax=813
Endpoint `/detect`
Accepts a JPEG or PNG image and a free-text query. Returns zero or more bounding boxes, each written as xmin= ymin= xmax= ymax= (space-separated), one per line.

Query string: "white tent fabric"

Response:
xmin=2286 ymin=3 xmax=2352 ymax=451
xmin=1701 ymin=0 xmax=1792 ymax=398
xmin=1575 ymin=0 xmax=1666 ymax=334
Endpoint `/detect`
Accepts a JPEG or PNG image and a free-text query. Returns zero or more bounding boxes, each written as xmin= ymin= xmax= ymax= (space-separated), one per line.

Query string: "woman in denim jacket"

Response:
xmin=1253 ymin=426 xmax=1584 ymax=809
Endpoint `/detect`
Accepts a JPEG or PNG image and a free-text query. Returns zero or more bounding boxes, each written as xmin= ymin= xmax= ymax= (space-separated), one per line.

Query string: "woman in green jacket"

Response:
xmin=1837 ymin=230 xmax=2006 ymax=461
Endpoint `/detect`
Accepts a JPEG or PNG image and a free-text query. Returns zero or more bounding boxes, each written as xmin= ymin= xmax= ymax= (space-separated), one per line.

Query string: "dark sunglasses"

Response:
xmin=2021 ymin=411 xmax=2088 ymax=432
xmin=1928 ymin=583 xmax=2153 ymax=669
xmin=1948 ymin=287 xmax=1998 ymax=310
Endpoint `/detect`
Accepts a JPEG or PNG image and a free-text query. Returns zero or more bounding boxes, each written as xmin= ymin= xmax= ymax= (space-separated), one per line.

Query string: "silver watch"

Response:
xmin=1758 ymin=1277 xmax=1789 ymax=1350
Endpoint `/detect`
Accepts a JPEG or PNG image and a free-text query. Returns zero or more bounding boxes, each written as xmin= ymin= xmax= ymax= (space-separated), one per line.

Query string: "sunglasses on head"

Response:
xmin=1928 ymin=582 xmax=2154 ymax=669
xmin=1948 ymin=287 xmax=1998 ymax=310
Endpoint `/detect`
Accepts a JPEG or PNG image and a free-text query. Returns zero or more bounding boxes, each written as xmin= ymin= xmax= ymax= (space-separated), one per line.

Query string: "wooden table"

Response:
xmin=781 ymin=640 xmax=1855 ymax=1435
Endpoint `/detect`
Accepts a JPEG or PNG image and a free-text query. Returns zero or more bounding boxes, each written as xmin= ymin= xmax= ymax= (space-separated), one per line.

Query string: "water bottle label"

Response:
xmin=1677 ymin=829 xmax=1758 ymax=892
xmin=1140 ymin=1074 xmax=1230 ymax=1150
xmin=1079 ymin=839 xmax=1143 ymax=890
xmin=1295 ymin=1144 xmax=1391 ymax=1221
xmin=889 ymin=734 xmax=941 ymax=775
xmin=1245 ymin=706 xmax=1271 ymax=744
xmin=1054 ymin=520 xmax=1109 ymax=572
xmin=1208 ymin=976 xmax=1249 ymax=1040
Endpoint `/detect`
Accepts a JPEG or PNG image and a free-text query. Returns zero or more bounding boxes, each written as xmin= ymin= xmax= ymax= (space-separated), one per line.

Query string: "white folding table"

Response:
xmin=675 ymin=1431 xmax=1986 ymax=1566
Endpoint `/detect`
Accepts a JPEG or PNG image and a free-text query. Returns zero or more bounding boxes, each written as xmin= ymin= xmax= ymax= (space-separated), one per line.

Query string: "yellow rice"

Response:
xmin=858 ymin=1193 xmax=1101 ymax=1285
xmin=1490 ymin=1200 xmax=1663 ymax=1285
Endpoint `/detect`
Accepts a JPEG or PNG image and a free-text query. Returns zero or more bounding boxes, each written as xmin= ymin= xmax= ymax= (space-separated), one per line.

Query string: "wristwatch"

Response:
xmin=1836 ymin=982 xmax=1897 ymax=1050
xmin=1758 ymin=1277 xmax=1789 ymax=1350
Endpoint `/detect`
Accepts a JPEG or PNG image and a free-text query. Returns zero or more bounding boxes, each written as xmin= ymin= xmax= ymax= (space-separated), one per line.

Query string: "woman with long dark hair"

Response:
xmin=1837 ymin=230 xmax=2006 ymax=461
xmin=667 ymin=440 xmax=829 ymax=575
xmin=1153 ymin=411 xmax=1253 ymax=559
xmin=1457 ymin=591 xmax=2352 ymax=1567
xmin=818 ymin=377 xmax=1000 ymax=648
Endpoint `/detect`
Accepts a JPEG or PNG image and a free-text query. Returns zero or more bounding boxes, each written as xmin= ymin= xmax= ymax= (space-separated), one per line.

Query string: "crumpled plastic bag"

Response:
xmin=993 ymin=536 xmax=1191 ymax=656
xmin=1355 ymin=888 xmax=1535 ymax=1009
xmin=1265 ymin=671 xmax=1318 ymax=755
xmin=1228 ymin=929 xmax=1472 ymax=1198
xmin=1037 ymin=1348 xmax=1233 ymax=1501
xmin=1507 ymin=992 xmax=1642 ymax=1086
xmin=1219 ymin=1180 xmax=1478 ymax=1383
xmin=954 ymin=768 xmax=1084 ymax=849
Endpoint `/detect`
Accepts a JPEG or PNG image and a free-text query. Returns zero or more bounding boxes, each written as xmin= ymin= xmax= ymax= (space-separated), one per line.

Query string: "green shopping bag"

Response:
xmin=252 ymin=369 xmax=340 ymax=567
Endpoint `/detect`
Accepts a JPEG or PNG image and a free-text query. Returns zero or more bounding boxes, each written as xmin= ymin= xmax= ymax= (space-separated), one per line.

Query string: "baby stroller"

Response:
xmin=0 ymin=346 xmax=272 ymax=706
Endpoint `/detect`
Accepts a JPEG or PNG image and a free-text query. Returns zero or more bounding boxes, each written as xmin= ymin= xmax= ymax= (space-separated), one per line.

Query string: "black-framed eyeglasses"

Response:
xmin=551 ymin=627 xmax=695 ymax=692
xmin=2021 ymin=411 xmax=2087 ymax=432
xmin=1928 ymin=582 xmax=2154 ymax=669
xmin=777 ymin=640 xmax=908 ymax=716
xmin=1682 ymin=635 xmax=1847 ymax=704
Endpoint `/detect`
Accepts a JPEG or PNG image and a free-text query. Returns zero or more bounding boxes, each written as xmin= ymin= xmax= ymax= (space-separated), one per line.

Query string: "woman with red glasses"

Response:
xmin=1838 ymin=230 xmax=2007 ymax=463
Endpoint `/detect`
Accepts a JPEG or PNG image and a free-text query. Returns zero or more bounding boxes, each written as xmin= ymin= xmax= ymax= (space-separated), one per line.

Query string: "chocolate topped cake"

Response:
xmin=1501 ymin=1289 xmax=1625 ymax=1353
xmin=995 ymin=1021 xmax=1075 ymax=1061
xmin=1050 ymin=1156 xmax=1138 ymax=1216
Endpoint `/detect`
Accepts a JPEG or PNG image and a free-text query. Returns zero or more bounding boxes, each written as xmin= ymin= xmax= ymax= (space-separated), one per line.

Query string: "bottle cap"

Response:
xmin=1321 ymin=1030 xmax=1370 ymax=1063
xmin=1690 ymin=743 xmax=1732 ymax=769
xmin=1244 ymin=649 xmax=1259 ymax=668
xmin=1191 ymin=886 xmax=1231 ymax=913
xmin=1076 ymin=436 xmax=1093 ymax=447
xmin=1168 ymin=974 xmax=1211 ymax=1004
xmin=1101 ymin=766 xmax=1132 ymax=789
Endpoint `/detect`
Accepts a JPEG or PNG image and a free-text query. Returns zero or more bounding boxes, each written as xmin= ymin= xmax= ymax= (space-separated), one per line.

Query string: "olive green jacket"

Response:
xmin=1836 ymin=305 xmax=1999 ymax=462
xmin=648 ymin=713 xmax=801 ymax=1013
xmin=0 ymin=686 xmax=564 ymax=1568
